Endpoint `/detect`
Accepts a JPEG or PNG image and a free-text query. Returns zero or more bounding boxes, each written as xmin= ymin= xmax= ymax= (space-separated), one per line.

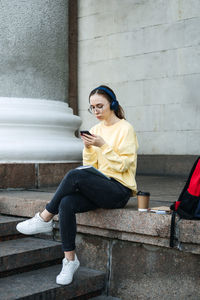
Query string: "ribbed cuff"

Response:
xmin=84 ymin=146 xmax=95 ymax=153
xmin=100 ymin=143 xmax=109 ymax=151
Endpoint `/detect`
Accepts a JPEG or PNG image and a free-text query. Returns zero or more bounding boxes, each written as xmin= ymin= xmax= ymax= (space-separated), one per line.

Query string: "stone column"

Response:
xmin=0 ymin=98 xmax=82 ymax=163
xmin=0 ymin=0 xmax=82 ymax=188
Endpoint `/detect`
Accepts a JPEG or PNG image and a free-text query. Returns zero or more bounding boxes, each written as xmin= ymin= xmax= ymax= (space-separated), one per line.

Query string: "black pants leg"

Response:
xmin=46 ymin=169 xmax=131 ymax=251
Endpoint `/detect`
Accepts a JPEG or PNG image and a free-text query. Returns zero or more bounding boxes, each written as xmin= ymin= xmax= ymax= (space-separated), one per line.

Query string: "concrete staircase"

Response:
xmin=0 ymin=215 xmax=106 ymax=300
xmin=1 ymin=175 xmax=200 ymax=299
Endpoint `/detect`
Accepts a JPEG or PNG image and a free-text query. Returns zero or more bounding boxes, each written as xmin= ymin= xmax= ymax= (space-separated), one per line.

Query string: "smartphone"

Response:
xmin=80 ymin=130 xmax=93 ymax=136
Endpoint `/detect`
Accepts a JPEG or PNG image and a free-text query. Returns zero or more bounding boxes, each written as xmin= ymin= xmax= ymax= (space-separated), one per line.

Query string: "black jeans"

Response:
xmin=46 ymin=169 xmax=131 ymax=251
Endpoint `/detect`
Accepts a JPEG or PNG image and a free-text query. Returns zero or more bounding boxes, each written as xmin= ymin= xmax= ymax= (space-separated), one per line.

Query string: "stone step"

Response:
xmin=0 ymin=190 xmax=50 ymax=218
xmin=0 ymin=237 xmax=63 ymax=275
xmin=0 ymin=215 xmax=26 ymax=238
xmin=0 ymin=264 xmax=105 ymax=300
xmin=0 ymin=175 xmax=184 ymax=218
xmin=0 ymin=216 xmax=106 ymax=299
xmin=90 ymin=296 xmax=121 ymax=300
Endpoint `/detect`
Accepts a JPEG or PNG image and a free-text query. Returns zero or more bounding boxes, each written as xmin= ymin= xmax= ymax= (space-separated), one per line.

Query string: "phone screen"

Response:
xmin=80 ymin=130 xmax=92 ymax=136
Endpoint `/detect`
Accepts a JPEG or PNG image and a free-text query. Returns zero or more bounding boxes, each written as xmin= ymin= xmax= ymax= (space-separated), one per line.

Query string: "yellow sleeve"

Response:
xmin=82 ymin=146 xmax=98 ymax=168
xmin=100 ymin=129 xmax=138 ymax=173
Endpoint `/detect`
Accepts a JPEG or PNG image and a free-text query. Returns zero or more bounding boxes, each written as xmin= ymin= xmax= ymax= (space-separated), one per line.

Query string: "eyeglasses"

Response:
xmin=88 ymin=104 xmax=106 ymax=114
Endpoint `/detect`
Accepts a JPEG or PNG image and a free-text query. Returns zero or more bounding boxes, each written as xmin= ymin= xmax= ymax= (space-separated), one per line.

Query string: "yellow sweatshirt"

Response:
xmin=83 ymin=119 xmax=139 ymax=196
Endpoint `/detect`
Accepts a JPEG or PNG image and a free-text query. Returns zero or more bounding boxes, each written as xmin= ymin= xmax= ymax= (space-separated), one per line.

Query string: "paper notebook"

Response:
xmin=149 ymin=206 xmax=171 ymax=214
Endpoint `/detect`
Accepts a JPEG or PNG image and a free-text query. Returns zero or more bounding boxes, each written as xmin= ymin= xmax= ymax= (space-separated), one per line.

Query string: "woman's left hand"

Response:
xmin=81 ymin=134 xmax=106 ymax=148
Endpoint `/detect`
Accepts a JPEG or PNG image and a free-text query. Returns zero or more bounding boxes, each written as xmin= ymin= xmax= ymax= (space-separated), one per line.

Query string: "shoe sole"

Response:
xmin=16 ymin=225 xmax=53 ymax=235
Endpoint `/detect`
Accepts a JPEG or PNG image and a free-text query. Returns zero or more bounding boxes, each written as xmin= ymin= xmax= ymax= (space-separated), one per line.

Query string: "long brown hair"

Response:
xmin=89 ymin=85 xmax=125 ymax=119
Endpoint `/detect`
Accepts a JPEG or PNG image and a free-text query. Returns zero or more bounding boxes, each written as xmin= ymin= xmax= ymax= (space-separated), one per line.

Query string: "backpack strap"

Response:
xmin=170 ymin=211 xmax=177 ymax=247
xmin=170 ymin=157 xmax=200 ymax=246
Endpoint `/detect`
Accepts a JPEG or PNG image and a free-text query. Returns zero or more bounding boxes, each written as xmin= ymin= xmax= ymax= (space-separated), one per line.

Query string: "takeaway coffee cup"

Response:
xmin=137 ymin=191 xmax=150 ymax=212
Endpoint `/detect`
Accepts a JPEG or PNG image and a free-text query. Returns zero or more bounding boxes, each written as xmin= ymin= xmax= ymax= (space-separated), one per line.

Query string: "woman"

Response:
xmin=16 ymin=85 xmax=139 ymax=285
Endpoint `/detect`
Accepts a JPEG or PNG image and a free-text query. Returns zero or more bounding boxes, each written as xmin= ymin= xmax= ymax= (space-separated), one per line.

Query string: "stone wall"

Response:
xmin=78 ymin=0 xmax=200 ymax=155
xmin=75 ymin=234 xmax=200 ymax=300
xmin=0 ymin=0 xmax=68 ymax=100
xmin=53 ymin=207 xmax=200 ymax=300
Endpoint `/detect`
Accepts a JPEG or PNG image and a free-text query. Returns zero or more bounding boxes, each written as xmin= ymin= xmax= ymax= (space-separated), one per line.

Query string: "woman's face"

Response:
xmin=89 ymin=94 xmax=112 ymax=120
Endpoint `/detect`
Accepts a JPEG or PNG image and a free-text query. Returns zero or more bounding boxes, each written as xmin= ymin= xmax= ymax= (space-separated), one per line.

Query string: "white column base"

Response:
xmin=0 ymin=98 xmax=83 ymax=162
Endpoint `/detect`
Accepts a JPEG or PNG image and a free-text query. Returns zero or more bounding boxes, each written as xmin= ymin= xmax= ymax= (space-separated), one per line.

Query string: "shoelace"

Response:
xmin=61 ymin=259 xmax=70 ymax=272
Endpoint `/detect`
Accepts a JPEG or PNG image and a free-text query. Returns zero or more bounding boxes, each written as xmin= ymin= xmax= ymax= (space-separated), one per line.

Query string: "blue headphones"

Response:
xmin=94 ymin=86 xmax=119 ymax=111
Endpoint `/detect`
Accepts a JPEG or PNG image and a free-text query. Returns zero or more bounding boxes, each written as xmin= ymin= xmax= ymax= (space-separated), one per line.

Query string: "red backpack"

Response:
xmin=170 ymin=156 xmax=200 ymax=247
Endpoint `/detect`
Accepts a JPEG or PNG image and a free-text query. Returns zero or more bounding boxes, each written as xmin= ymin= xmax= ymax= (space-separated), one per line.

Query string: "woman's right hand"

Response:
xmin=81 ymin=134 xmax=106 ymax=148
xmin=81 ymin=134 xmax=92 ymax=148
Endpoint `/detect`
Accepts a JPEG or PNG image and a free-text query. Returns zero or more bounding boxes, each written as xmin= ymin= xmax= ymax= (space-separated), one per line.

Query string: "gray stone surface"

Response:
xmin=0 ymin=174 xmax=184 ymax=214
xmin=90 ymin=297 xmax=121 ymax=300
xmin=0 ymin=163 xmax=81 ymax=189
xmin=0 ymin=237 xmax=63 ymax=273
xmin=54 ymin=231 xmax=109 ymax=277
xmin=0 ymin=190 xmax=52 ymax=217
xmin=110 ymin=240 xmax=200 ymax=300
xmin=1 ymin=174 xmax=200 ymax=299
xmin=76 ymin=225 xmax=171 ymax=250
xmin=0 ymin=265 xmax=105 ymax=300
xmin=74 ymin=234 xmax=109 ymax=274
xmin=137 ymin=155 xmax=198 ymax=176
xmin=0 ymin=216 xmax=106 ymax=300
xmin=136 ymin=174 xmax=186 ymax=205
xmin=76 ymin=206 xmax=171 ymax=237
xmin=0 ymin=0 xmax=68 ymax=100
xmin=0 ymin=215 xmax=25 ymax=237
xmin=1 ymin=175 xmax=200 ymax=253
xmin=78 ymin=0 xmax=200 ymax=155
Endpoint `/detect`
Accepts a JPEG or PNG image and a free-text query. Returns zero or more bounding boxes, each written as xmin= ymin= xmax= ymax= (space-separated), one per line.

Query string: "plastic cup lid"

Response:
xmin=137 ymin=191 xmax=150 ymax=196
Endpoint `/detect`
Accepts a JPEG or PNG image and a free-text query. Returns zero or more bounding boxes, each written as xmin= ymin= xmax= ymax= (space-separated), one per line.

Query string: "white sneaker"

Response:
xmin=16 ymin=212 xmax=53 ymax=235
xmin=56 ymin=255 xmax=80 ymax=285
